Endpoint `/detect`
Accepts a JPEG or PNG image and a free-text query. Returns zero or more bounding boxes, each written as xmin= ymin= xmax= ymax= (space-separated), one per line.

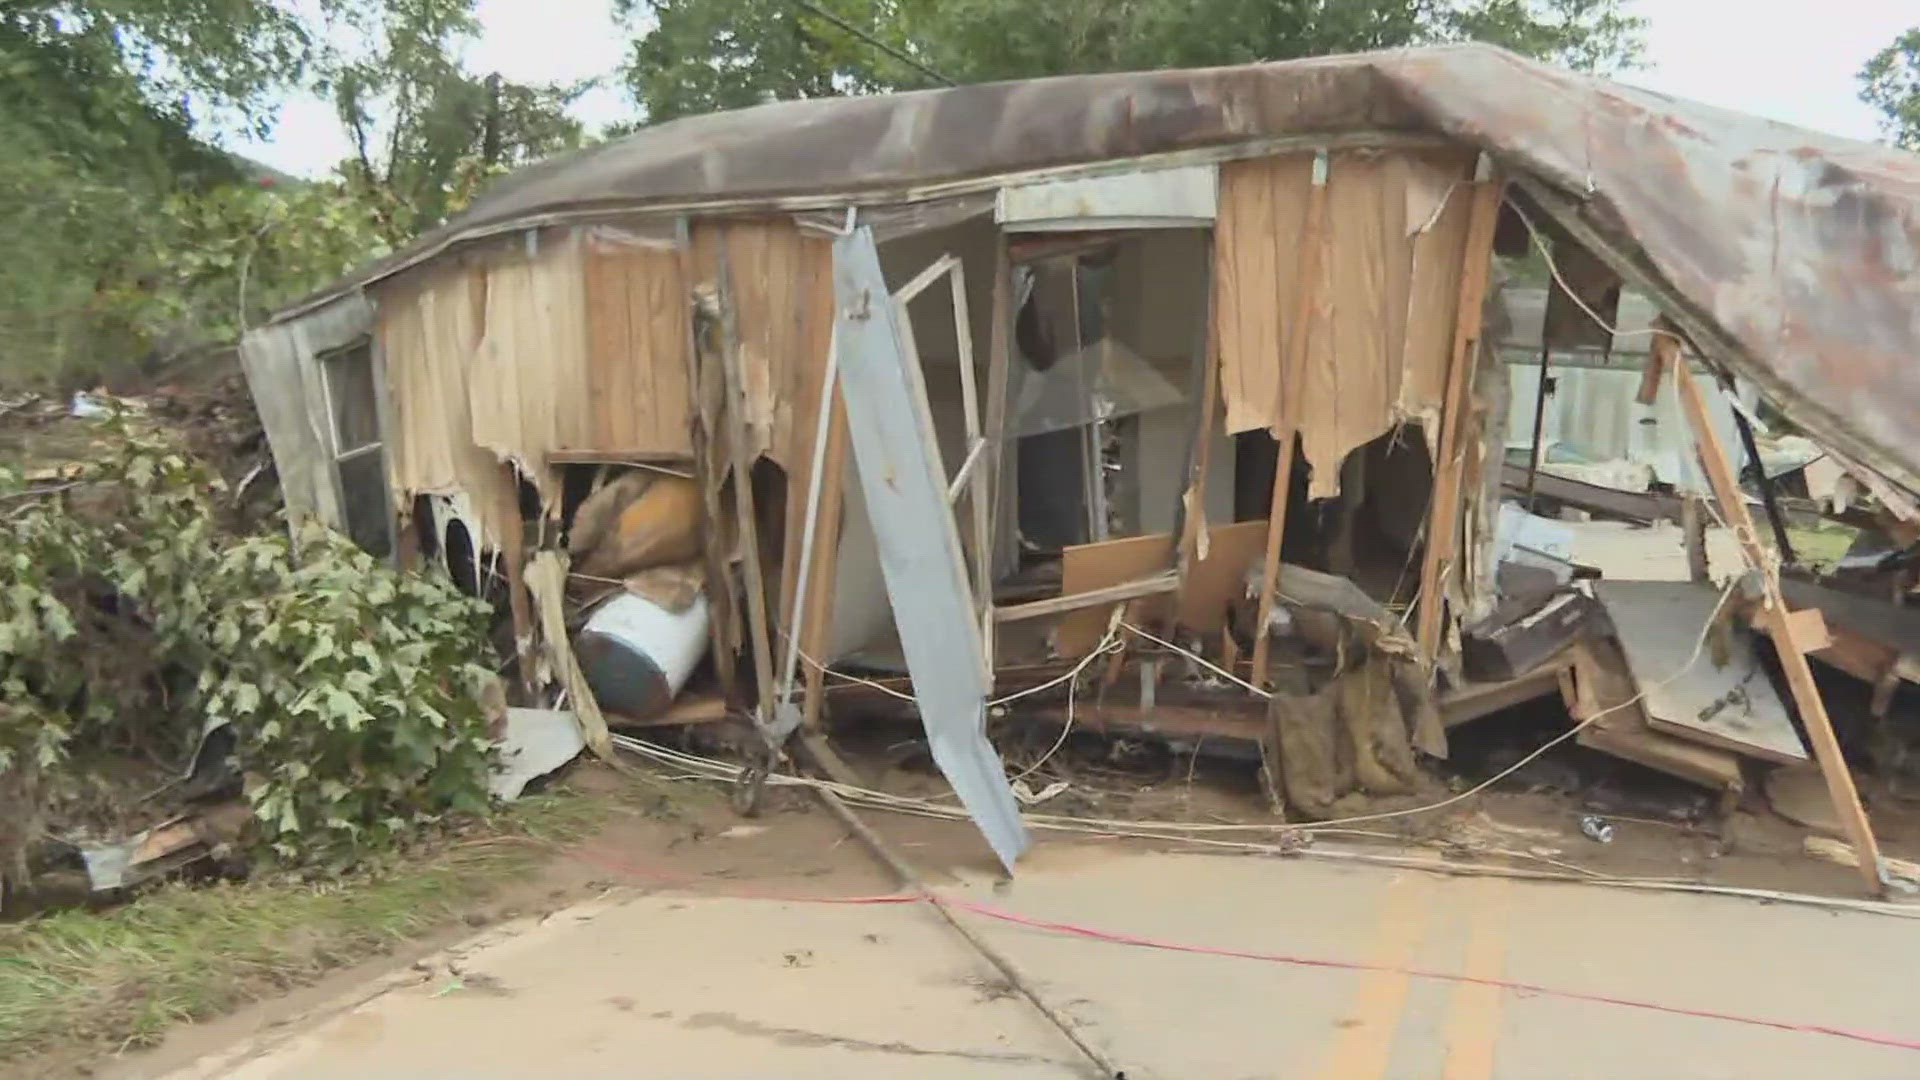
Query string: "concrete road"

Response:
xmin=154 ymin=847 xmax=1920 ymax=1080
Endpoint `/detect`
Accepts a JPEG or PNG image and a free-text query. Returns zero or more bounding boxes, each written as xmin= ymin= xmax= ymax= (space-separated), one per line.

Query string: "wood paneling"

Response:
xmin=1213 ymin=149 xmax=1477 ymax=497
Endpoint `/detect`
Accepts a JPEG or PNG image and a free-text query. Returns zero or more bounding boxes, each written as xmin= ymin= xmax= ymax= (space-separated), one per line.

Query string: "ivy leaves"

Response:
xmin=0 ymin=424 xmax=499 ymax=870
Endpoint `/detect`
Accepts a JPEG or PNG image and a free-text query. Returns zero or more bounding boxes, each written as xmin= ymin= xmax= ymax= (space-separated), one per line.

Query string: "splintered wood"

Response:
xmin=1213 ymin=148 xmax=1478 ymax=500
xmin=1413 ymin=164 xmax=1504 ymax=665
xmin=1674 ymin=357 xmax=1887 ymax=895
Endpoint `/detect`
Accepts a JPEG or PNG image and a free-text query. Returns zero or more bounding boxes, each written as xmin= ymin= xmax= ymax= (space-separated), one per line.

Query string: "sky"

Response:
xmin=235 ymin=0 xmax=1917 ymax=178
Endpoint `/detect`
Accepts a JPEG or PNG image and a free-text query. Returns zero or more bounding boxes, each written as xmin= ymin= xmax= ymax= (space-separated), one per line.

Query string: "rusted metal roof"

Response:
xmin=290 ymin=43 xmax=1920 ymax=494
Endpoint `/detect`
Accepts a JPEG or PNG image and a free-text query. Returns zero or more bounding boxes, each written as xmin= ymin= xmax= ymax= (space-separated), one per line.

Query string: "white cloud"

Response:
xmin=1623 ymin=0 xmax=1911 ymax=141
xmin=231 ymin=0 xmax=633 ymax=177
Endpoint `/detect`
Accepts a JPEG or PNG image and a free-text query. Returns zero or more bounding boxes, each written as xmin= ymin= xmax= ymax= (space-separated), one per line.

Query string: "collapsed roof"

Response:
xmin=283 ymin=43 xmax=1920 ymax=498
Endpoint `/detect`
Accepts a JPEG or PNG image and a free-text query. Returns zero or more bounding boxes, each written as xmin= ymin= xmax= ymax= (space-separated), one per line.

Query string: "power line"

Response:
xmin=789 ymin=0 xmax=956 ymax=87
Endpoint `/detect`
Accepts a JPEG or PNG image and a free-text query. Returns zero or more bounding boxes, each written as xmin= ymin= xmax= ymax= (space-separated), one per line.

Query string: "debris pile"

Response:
xmin=0 ymin=400 xmax=502 ymax=911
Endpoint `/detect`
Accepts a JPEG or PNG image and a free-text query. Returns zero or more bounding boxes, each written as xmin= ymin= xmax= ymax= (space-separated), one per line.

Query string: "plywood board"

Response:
xmin=468 ymin=229 xmax=590 ymax=503
xmin=688 ymin=219 xmax=835 ymax=470
xmin=1056 ymin=533 xmax=1172 ymax=657
xmin=1214 ymin=154 xmax=1306 ymax=436
xmin=1594 ymin=580 xmax=1808 ymax=764
xmin=1214 ymin=149 xmax=1475 ymax=498
xmin=1052 ymin=519 xmax=1275 ymax=656
xmin=1396 ymin=150 xmax=1476 ymax=419
xmin=375 ymin=263 xmax=518 ymax=546
xmin=581 ymin=235 xmax=693 ymax=457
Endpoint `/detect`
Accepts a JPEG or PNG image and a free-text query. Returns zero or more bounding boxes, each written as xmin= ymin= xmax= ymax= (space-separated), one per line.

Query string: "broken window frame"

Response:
xmin=316 ymin=338 xmax=397 ymax=558
xmin=890 ymin=251 xmax=995 ymax=676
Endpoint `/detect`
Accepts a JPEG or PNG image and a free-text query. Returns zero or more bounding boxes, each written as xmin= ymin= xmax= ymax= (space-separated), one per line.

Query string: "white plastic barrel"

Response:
xmin=575 ymin=591 xmax=710 ymax=719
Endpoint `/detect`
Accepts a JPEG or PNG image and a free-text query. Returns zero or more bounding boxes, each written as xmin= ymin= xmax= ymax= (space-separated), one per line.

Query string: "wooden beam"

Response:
xmin=993 ymin=572 xmax=1179 ymax=624
xmin=1415 ymin=158 xmax=1505 ymax=665
xmin=546 ymin=451 xmax=695 ymax=472
xmin=715 ymin=243 xmax=779 ymax=729
xmin=1637 ymin=329 xmax=1675 ymax=406
xmin=678 ymin=220 xmax=740 ymax=704
xmin=944 ymin=439 xmax=985 ymax=505
xmin=1250 ymin=150 xmax=1328 ymax=687
xmin=894 ymin=252 xmax=959 ymax=305
xmin=799 ymin=392 xmax=850 ymax=731
xmin=981 ymin=233 xmax=1014 ymax=680
xmin=1675 ymin=357 xmax=1884 ymax=895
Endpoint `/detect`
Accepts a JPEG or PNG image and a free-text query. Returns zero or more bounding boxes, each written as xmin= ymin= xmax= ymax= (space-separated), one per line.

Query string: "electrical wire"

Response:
xmin=1119 ymin=621 xmax=1273 ymax=699
xmin=1124 ymin=576 xmax=1741 ymax=832
xmin=652 ymin=569 xmax=1741 ymax=842
xmin=529 ymin=836 xmax=1920 ymax=1050
xmin=606 ymin=730 xmax=1920 ymax=921
xmin=1507 ymin=196 xmax=1683 ymax=347
xmin=1004 ymin=628 xmax=1127 ymax=783
xmin=782 ymin=623 xmax=1124 ymax=711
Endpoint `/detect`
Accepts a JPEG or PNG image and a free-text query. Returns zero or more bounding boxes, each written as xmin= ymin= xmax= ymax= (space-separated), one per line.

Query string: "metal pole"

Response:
xmin=1729 ymin=400 xmax=1797 ymax=564
xmin=1523 ymin=341 xmax=1552 ymax=511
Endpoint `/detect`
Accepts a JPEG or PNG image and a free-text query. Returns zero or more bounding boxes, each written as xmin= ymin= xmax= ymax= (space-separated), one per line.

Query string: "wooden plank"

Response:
xmin=1054 ymin=519 xmax=1275 ymax=654
xmin=642 ymin=244 xmax=693 ymax=456
xmin=605 ymin=692 xmax=730 ymax=729
xmin=1416 ymin=158 xmax=1504 ymax=664
xmin=1440 ymin=659 xmax=1570 ymax=728
xmin=1636 ymin=329 xmax=1673 ymax=406
xmin=1675 ymin=359 xmax=1884 ymax=893
xmin=1250 ymin=150 xmax=1328 ymax=687
xmin=546 ymin=451 xmax=693 ymax=469
xmin=582 ymin=245 xmax=628 ymax=452
xmin=1056 ymin=532 xmax=1175 ymax=653
xmin=1178 ymin=518 xmax=1271 ymax=631
xmin=1595 ymin=579 xmax=1807 ymax=766
xmin=994 ymin=572 xmax=1179 ymax=624
xmin=1178 ymin=235 xmax=1222 ymax=572
xmin=1499 ymin=463 xmax=1683 ymax=524
xmin=1777 ymin=576 xmax=1920 ymax=661
xmin=894 ymin=253 xmax=958 ymax=305
xmin=1683 ymin=496 xmax=1710 ymax=583
xmin=1781 ymin=607 xmax=1832 ymax=654
xmin=775 ymin=235 xmax=836 ymax=648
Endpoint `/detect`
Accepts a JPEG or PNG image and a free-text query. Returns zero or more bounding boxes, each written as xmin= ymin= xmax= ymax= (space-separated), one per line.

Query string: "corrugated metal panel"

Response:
xmin=831 ymin=226 xmax=1029 ymax=871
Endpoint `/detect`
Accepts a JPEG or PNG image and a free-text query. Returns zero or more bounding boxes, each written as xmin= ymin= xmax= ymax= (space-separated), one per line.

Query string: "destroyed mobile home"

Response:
xmin=243 ymin=44 xmax=1920 ymax=892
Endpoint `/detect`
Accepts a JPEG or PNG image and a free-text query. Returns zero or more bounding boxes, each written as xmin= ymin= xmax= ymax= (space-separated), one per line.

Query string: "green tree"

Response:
xmin=618 ymin=0 xmax=1646 ymax=123
xmin=0 ymin=0 xmax=316 ymax=183
xmin=1860 ymin=28 xmax=1920 ymax=150
xmin=323 ymin=0 xmax=588 ymax=244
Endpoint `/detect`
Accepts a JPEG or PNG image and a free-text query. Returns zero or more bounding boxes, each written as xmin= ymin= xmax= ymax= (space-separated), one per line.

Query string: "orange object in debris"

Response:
xmin=577 ymin=475 xmax=703 ymax=580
